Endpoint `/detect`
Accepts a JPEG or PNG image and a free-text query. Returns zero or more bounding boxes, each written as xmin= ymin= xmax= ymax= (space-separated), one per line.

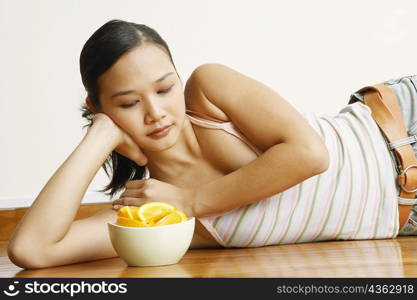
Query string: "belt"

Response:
xmin=356 ymin=84 xmax=417 ymax=228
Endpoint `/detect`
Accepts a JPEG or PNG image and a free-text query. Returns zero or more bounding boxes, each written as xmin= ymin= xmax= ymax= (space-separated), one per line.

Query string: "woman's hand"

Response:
xmin=89 ymin=113 xmax=148 ymax=166
xmin=111 ymin=178 xmax=196 ymax=218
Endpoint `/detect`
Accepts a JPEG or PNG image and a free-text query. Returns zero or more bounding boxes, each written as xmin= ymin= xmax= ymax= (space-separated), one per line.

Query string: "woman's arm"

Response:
xmin=7 ymin=116 xmax=125 ymax=269
xmin=186 ymin=64 xmax=329 ymax=217
xmin=194 ymin=142 xmax=327 ymax=217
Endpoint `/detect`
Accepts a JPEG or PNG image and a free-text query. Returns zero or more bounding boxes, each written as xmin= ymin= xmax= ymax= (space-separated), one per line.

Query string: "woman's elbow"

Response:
xmin=305 ymin=143 xmax=330 ymax=175
xmin=7 ymin=242 xmax=49 ymax=269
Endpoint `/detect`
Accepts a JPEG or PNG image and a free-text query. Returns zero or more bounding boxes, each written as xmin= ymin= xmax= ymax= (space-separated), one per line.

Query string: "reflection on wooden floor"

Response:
xmin=1 ymin=237 xmax=416 ymax=278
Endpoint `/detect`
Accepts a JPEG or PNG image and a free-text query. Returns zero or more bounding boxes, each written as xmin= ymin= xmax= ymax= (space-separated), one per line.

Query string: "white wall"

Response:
xmin=1 ymin=0 xmax=416 ymax=208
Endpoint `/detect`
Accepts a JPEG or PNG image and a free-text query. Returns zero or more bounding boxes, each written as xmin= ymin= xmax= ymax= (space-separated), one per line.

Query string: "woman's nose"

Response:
xmin=144 ymin=99 xmax=166 ymax=122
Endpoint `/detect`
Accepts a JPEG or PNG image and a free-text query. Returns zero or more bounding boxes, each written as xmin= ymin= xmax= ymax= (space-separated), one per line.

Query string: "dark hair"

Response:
xmin=79 ymin=19 xmax=180 ymax=198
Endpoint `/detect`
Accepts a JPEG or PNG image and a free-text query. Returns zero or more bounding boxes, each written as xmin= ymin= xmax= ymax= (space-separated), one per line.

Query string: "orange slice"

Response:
xmin=155 ymin=209 xmax=188 ymax=226
xmin=116 ymin=217 xmax=145 ymax=227
xmin=117 ymin=206 xmax=139 ymax=220
xmin=137 ymin=202 xmax=175 ymax=225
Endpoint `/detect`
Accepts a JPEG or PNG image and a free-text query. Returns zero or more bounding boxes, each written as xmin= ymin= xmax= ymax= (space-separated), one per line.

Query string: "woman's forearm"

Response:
xmin=193 ymin=142 xmax=329 ymax=217
xmin=8 ymin=124 xmax=118 ymax=249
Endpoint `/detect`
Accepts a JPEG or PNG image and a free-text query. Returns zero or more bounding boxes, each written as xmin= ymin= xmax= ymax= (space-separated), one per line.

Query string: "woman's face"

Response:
xmin=97 ymin=43 xmax=185 ymax=151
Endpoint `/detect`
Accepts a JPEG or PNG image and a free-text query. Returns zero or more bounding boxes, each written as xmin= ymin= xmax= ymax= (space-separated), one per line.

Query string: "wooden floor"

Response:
xmin=1 ymin=237 xmax=416 ymax=278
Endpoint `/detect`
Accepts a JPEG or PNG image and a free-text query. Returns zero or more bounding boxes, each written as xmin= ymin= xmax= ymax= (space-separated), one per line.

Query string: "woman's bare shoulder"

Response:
xmin=184 ymin=64 xmax=231 ymax=122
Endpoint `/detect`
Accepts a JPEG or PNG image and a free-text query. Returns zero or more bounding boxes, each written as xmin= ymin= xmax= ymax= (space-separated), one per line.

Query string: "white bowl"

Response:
xmin=107 ymin=217 xmax=195 ymax=267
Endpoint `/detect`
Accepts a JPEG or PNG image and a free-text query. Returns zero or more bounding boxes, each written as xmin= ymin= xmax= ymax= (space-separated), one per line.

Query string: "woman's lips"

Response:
xmin=147 ymin=125 xmax=172 ymax=137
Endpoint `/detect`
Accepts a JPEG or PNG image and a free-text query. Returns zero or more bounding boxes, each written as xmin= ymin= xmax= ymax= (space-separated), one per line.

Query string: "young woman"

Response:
xmin=7 ymin=20 xmax=417 ymax=269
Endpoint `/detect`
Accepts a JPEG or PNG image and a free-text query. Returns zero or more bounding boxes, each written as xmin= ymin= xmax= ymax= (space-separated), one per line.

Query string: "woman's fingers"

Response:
xmin=123 ymin=132 xmax=148 ymax=166
xmin=121 ymin=188 xmax=142 ymax=198
xmin=112 ymin=205 xmax=122 ymax=211
xmin=114 ymin=131 xmax=148 ymax=166
xmin=112 ymin=197 xmax=146 ymax=208
xmin=112 ymin=180 xmax=149 ymax=210
xmin=125 ymin=179 xmax=148 ymax=189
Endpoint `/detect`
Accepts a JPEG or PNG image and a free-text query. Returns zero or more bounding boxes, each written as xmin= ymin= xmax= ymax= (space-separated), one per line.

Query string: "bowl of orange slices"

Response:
xmin=107 ymin=201 xmax=195 ymax=267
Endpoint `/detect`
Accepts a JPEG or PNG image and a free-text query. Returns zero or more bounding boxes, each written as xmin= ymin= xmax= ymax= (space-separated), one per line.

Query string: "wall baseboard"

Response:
xmin=0 ymin=190 xmax=119 ymax=210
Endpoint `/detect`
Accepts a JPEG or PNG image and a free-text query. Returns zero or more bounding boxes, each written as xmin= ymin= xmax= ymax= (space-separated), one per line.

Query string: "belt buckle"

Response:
xmin=399 ymin=164 xmax=417 ymax=193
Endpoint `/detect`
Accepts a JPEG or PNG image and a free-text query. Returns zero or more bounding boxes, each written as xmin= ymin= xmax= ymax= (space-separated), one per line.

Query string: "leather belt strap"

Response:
xmin=357 ymin=84 xmax=417 ymax=228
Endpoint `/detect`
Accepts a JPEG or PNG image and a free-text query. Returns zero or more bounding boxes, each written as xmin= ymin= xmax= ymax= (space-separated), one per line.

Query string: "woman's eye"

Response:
xmin=158 ymin=86 xmax=173 ymax=94
xmin=120 ymin=85 xmax=174 ymax=108
xmin=120 ymin=101 xmax=139 ymax=108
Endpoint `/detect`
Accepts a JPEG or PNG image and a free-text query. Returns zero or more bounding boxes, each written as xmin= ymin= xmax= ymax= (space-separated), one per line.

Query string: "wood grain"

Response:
xmin=0 ymin=237 xmax=416 ymax=278
xmin=1 ymin=204 xmax=416 ymax=277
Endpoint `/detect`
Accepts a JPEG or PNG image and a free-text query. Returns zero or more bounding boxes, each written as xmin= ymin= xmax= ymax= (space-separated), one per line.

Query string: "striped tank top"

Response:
xmin=186 ymin=100 xmax=400 ymax=248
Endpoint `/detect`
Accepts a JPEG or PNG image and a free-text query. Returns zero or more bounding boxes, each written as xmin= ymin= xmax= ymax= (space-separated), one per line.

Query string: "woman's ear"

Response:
xmin=85 ymin=97 xmax=97 ymax=114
